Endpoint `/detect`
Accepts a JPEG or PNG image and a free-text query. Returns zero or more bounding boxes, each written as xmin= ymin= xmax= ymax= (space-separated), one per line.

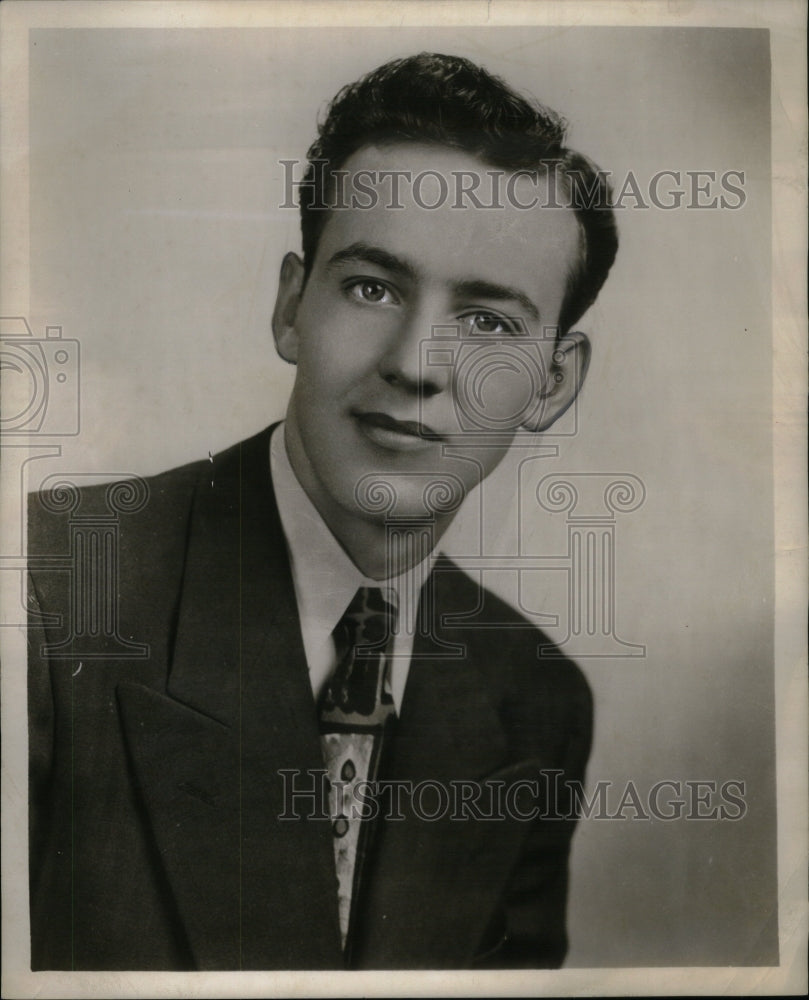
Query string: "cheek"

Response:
xmin=295 ymin=297 xmax=392 ymax=393
xmin=486 ymin=368 xmax=535 ymax=414
xmin=451 ymin=344 xmax=553 ymax=430
xmin=293 ymin=310 xmax=362 ymax=394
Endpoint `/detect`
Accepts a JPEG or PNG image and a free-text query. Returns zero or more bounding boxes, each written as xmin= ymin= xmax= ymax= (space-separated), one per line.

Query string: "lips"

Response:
xmin=352 ymin=410 xmax=445 ymax=450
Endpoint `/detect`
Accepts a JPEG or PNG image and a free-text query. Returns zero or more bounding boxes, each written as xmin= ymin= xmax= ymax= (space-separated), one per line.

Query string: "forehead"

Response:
xmin=314 ymin=143 xmax=582 ymax=320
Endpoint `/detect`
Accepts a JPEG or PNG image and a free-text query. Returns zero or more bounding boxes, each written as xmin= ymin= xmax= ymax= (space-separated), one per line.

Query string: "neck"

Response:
xmin=312 ymin=504 xmax=450 ymax=581
xmin=282 ymin=421 xmax=452 ymax=580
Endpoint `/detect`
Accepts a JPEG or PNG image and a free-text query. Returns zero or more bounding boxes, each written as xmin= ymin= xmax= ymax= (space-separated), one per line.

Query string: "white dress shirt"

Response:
xmin=270 ymin=422 xmax=435 ymax=713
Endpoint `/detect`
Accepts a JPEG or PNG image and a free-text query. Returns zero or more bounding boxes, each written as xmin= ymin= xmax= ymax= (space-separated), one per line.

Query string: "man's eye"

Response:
xmin=462 ymin=312 xmax=518 ymax=336
xmin=346 ymin=280 xmax=396 ymax=305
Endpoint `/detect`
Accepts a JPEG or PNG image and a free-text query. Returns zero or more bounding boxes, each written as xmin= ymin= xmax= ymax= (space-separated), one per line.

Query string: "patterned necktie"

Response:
xmin=318 ymin=586 xmax=398 ymax=953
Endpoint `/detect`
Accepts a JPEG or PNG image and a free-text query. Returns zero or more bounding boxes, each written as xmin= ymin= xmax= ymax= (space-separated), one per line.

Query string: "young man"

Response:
xmin=28 ymin=53 xmax=617 ymax=970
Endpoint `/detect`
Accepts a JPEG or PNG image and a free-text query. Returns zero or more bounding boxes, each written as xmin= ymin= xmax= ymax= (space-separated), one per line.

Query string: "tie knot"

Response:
xmin=321 ymin=587 xmax=398 ymax=723
xmin=337 ymin=586 xmax=398 ymax=651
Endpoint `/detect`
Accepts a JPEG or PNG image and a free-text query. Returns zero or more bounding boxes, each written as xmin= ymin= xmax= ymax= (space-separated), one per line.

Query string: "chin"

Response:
xmin=347 ymin=468 xmax=469 ymax=525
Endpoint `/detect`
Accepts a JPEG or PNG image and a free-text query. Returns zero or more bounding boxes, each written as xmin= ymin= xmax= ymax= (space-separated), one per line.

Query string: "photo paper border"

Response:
xmin=1 ymin=1 xmax=806 ymax=997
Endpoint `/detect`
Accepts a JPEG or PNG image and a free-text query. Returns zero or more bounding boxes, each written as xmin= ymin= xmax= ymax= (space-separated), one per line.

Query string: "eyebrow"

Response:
xmin=326 ymin=241 xmax=541 ymax=321
xmin=326 ymin=242 xmax=418 ymax=283
xmin=452 ymin=279 xmax=540 ymax=322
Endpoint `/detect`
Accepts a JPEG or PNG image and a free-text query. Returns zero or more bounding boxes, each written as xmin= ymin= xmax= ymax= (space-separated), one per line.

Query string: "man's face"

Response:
xmin=273 ymin=143 xmax=584 ymax=533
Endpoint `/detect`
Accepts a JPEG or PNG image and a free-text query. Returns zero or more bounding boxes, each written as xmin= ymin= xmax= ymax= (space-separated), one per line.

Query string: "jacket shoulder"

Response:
xmin=26 ymin=456 xmax=211 ymax=648
xmin=28 ymin=424 xmax=277 ymax=548
xmin=439 ymin=556 xmax=590 ymax=674
xmin=28 ymin=456 xmax=204 ymax=545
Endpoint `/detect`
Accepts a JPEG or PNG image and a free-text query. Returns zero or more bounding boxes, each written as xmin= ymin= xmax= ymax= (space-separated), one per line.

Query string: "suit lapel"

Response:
xmin=118 ymin=427 xmax=342 ymax=969
xmin=355 ymin=559 xmax=549 ymax=969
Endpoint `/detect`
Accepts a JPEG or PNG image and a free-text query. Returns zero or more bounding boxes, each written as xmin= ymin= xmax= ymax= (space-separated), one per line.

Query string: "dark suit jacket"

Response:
xmin=28 ymin=425 xmax=593 ymax=971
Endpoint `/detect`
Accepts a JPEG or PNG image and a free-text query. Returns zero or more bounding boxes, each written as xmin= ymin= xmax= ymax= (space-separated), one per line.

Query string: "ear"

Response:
xmin=271 ymin=252 xmax=305 ymax=364
xmin=523 ymin=330 xmax=591 ymax=433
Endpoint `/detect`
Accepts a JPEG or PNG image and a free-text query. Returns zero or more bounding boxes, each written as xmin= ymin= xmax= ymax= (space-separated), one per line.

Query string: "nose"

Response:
xmin=377 ymin=304 xmax=451 ymax=398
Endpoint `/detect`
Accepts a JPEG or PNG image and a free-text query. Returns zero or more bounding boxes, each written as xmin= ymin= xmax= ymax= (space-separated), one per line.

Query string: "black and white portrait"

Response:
xmin=1 ymin=2 xmax=805 ymax=997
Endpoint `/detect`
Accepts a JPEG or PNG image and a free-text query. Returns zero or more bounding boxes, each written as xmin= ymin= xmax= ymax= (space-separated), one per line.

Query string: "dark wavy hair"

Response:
xmin=299 ymin=52 xmax=618 ymax=334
